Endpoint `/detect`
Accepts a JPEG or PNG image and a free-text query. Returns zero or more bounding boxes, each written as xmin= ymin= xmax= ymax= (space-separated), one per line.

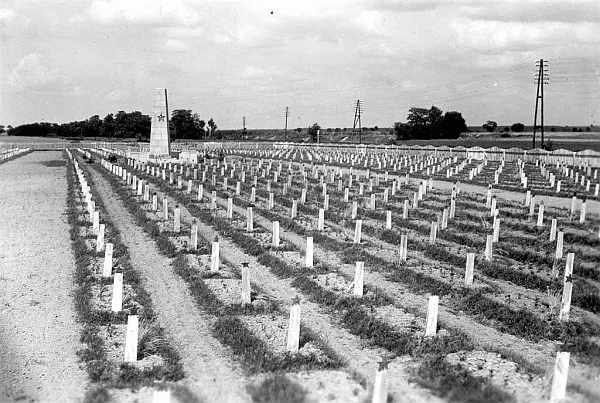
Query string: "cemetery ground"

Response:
xmin=1 ymin=147 xmax=600 ymax=403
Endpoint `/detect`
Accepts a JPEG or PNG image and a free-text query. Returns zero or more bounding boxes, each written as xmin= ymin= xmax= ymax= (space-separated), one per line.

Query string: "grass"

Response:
xmin=247 ymin=374 xmax=308 ymax=403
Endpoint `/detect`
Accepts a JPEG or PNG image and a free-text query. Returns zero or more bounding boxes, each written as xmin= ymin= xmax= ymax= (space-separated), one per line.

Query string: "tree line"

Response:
xmin=4 ymin=110 xmax=218 ymax=141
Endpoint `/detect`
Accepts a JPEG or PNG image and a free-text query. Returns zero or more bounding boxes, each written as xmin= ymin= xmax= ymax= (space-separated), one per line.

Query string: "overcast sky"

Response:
xmin=1 ymin=0 xmax=598 ymax=129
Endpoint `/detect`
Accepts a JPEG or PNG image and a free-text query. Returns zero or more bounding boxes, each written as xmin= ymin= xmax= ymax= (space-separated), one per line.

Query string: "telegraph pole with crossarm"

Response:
xmin=533 ymin=59 xmax=549 ymax=149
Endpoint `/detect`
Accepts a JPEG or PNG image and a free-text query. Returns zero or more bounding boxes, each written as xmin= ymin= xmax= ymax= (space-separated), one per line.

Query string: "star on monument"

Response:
xmin=241 ymin=262 xmax=249 ymax=268
xmin=565 ymin=274 xmax=573 ymax=283
xmin=378 ymin=357 xmax=392 ymax=371
xmin=157 ymin=113 xmax=165 ymax=121
xmin=291 ymin=295 xmax=301 ymax=305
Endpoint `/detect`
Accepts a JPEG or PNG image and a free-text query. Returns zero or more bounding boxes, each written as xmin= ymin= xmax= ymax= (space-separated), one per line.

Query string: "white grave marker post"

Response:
xmin=465 ymin=253 xmax=474 ymax=285
xmin=555 ymin=231 xmax=564 ymax=259
xmin=173 ymin=206 xmax=181 ymax=233
xmin=241 ymin=263 xmax=251 ymax=305
xmin=372 ymin=361 xmax=389 ymax=403
xmin=317 ymin=208 xmax=325 ymax=231
xmin=352 ymin=201 xmax=358 ymax=219
xmin=96 ymin=224 xmax=105 ymax=253
xmin=579 ymin=200 xmax=587 ymax=223
xmin=286 ymin=297 xmax=301 ymax=353
xmin=211 ymin=241 xmax=220 ymax=272
xmin=227 ymin=197 xmax=233 ymax=219
xmin=198 ymin=184 xmax=204 ymax=201
xmin=272 ymin=221 xmax=280 ymax=247
xmin=549 ymin=352 xmax=570 ymax=403
xmin=124 ymin=315 xmax=139 ymax=363
xmin=211 ymin=191 xmax=217 ymax=210
xmin=93 ymin=210 xmax=100 ymax=234
xmin=550 ymin=219 xmax=557 ymax=241
xmin=429 ymin=221 xmax=437 ymax=244
xmin=152 ymin=193 xmax=158 ymax=211
xmin=536 ymin=202 xmax=545 ymax=227
xmin=291 ymin=200 xmax=298 ymax=219
xmin=493 ymin=218 xmax=501 ymax=242
xmin=163 ymin=199 xmax=168 ymax=220
xmin=485 ymin=234 xmax=493 ymax=261
xmin=306 ymin=237 xmax=314 ymax=267
xmin=559 ymin=253 xmax=574 ymax=321
xmin=399 ymin=234 xmax=408 ymax=262
xmin=425 ymin=296 xmax=439 ymax=336
xmin=386 ymin=210 xmax=392 ymax=229
xmin=403 ymin=199 xmax=409 ymax=219
xmin=103 ymin=243 xmax=114 ymax=277
xmin=111 ymin=272 xmax=123 ymax=312
xmin=354 ymin=261 xmax=364 ymax=297
xmin=191 ymin=224 xmax=198 ymax=250
xmin=354 ymin=220 xmax=362 ymax=244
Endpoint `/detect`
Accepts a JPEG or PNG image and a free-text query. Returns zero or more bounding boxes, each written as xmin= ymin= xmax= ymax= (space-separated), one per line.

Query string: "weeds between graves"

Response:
xmin=83 ymin=154 xmax=344 ymax=376
xmin=67 ymin=153 xmax=184 ymax=393
xmin=100 ymin=158 xmax=526 ymax=402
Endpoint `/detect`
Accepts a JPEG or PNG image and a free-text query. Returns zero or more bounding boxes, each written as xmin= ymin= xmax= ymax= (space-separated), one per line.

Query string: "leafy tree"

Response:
xmin=307 ymin=123 xmax=321 ymax=142
xmin=482 ymin=120 xmax=497 ymax=132
xmin=511 ymin=122 xmax=525 ymax=132
xmin=394 ymin=122 xmax=411 ymax=140
xmin=101 ymin=114 xmax=116 ymax=138
xmin=170 ymin=109 xmax=204 ymax=140
xmin=0 ymin=125 xmax=5 ymax=134
xmin=207 ymin=118 xmax=217 ymax=137
xmin=439 ymin=111 xmax=467 ymax=139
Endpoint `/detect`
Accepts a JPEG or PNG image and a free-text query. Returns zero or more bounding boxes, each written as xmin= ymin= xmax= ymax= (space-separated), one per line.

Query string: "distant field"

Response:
xmin=0 ymin=136 xmax=70 ymax=144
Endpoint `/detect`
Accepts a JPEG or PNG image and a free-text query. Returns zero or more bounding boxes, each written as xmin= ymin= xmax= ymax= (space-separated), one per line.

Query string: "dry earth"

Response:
xmin=0 ymin=152 xmax=87 ymax=403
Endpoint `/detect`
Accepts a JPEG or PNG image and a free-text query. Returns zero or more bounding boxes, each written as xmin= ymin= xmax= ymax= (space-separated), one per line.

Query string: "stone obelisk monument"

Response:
xmin=150 ymin=88 xmax=170 ymax=157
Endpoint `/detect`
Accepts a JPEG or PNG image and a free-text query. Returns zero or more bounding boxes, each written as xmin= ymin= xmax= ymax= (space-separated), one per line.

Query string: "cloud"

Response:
xmin=241 ymin=66 xmax=283 ymax=79
xmin=452 ymin=19 xmax=599 ymax=53
xmin=163 ymin=38 xmax=189 ymax=52
xmin=84 ymin=0 xmax=200 ymax=26
xmin=7 ymin=53 xmax=57 ymax=88
xmin=106 ymin=89 xmax=129 ymax=101
xmin=0 ymin=7 xmax=30 ymax=29
xmin=462 ymin=1 xmax=600 ymax=23
xmin=0 ymin=8 xmax=15 ymax=22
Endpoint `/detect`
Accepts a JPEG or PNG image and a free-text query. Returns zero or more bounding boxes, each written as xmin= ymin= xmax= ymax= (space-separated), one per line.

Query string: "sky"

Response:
xmin=1 ymin=0 xmax=599 ymax=130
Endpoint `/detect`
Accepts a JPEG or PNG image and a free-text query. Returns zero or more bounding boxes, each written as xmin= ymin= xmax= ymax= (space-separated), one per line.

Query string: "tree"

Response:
xmin=170 ymin=109 xmax=204 ymax=140
xmin=207 ymin=118 xmax=217 ymax=138
xmin=101 ymin=114 xmax=116 ymax=138
xmin=511 ymin=122 xmax=525 ymax=132
xmin=439 ymin=111 xmax=467 ymax=139
xmin=482 ymin=120 xmax=497 ymax=132
xmin=307 ymin=122 xmax=321 ymax=142
xmin=394 ymin=122 xmax=411 ymax=140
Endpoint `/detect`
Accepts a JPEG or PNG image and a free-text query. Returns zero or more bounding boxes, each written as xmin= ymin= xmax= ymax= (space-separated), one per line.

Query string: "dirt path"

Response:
xmin=0 ymin=151 xmax=87 ymax=403
xmin=146 ymin=184 xmax=445 ymax=403
xmin=86 ymin=167 xmax=251 ymax=403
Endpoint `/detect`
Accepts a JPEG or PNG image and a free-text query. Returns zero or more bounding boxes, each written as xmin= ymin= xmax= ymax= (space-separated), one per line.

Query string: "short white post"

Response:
xmin=317 ymin=208 xmax=325 ymax=231
xmin=536 ymin=202 xmax=545 ymax=227
xmin=354 ymin=220 xmax=362 ymax=244
xmin=241 ymin=263 xmax=251 ymax=305
xmin=247 ymin=207 xmax=254 ymax=232
xmin=493 ymin=218 xmax=501 ymax=242
xmin=291 ymin=200 xmax=298 ymax=219
xmin=550 ymin=219 xmax=557 ymax=241
xmin=354 ymin=261 xmax=364 ymax=297
xmin=96 ymin=224 xmax=105 ymax=253
xmin=190 ymin=224 xmax=198 ymax=250
xmin=555 ymin=231 xmax=564 ymax=259
xmin=210 ymin=191 xmax=217 ymax=210
xmin=579 ymin=201 xmax=587 ymax=223
xmin=425 ymin=295 xmax=439 ymax=336
xmin=124 ymin=315 xmax=138 ymax=363
xmin=465 ymin=253 xmax=474 ymax=285
xmin=173 ymin=206 xmax=181 ymax=232
xmin=272 ymin=221 xmax=280 ymax=247
xmin=306 ymin=237 xmax=314 ymax=267
xmin=399 ymin=234 xmax=407 ymax=262
xmin=286 ymin=297 xmax=301 ymax=353
xmin=386 ymin=210 xmax=392 ymax=230
xmin=163 ymin=199 xmax=168 ymax=220
xmin=549 ymin=352 xmax=570 ymax=403
xmin=403 ymin=199 xmax=408 ymax=219
xmin=429 ymin=221 xmax=437 ymax=244
xmin=103 ymin=243 xmax=114 ymax=277
xmin=152 ymin=193 xmax=158 ymax=211
xmin=227 ymin=197 xmax=233 ymax=218
xmin=351 ymin=201 xmax=358 ymax=219
xmin=111 ymin=272 xmax=123 ymax=312
xmin=559 ymin=253 xmax=574 ymax=322
xmin=372 ymin=360 xmax=389 ymax=403
xmin=485 ymin=234 xmax=493 ymax=261
xmin=211 ymin=241 xmax=220 ymax=272
xmin=93 ymin=210 xmax=100 ymax=234
xmin=198 ymin=184 xmax=204 ymax=200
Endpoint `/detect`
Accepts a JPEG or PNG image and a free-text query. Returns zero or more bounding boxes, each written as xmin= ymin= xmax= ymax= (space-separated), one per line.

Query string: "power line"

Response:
xmin=284 ymin=106 xmax=290 ymax=142
xmin=533 ymin=59 xmax=549 ymax=148
xmin=353 ymin=99 xmax=363 ymax=144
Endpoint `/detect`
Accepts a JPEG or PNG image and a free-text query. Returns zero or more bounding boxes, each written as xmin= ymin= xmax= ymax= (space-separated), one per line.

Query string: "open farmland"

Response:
xmin=1 ymin=144 xmax=599 ymax=403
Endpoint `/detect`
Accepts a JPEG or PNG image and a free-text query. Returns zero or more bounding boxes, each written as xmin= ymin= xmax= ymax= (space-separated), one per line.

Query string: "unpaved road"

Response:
xmin=0 ymin=152 xmax=87 ymax=403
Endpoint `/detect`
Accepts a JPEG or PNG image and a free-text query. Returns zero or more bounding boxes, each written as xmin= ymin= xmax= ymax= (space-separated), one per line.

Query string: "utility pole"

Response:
xmin=284 ymin=106 xmax=290 ymax=142
xmin=533 ymin=59 xmax=549 ymax=149
xmin=353 ymin=99 xmax=363 ymax=144
xmin=242 ymin=116 xmax=246 ymax=139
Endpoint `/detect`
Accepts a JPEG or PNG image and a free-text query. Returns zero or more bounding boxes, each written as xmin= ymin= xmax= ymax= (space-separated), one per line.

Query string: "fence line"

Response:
xmin=2 ymin=140 xmax=598 ymax=167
